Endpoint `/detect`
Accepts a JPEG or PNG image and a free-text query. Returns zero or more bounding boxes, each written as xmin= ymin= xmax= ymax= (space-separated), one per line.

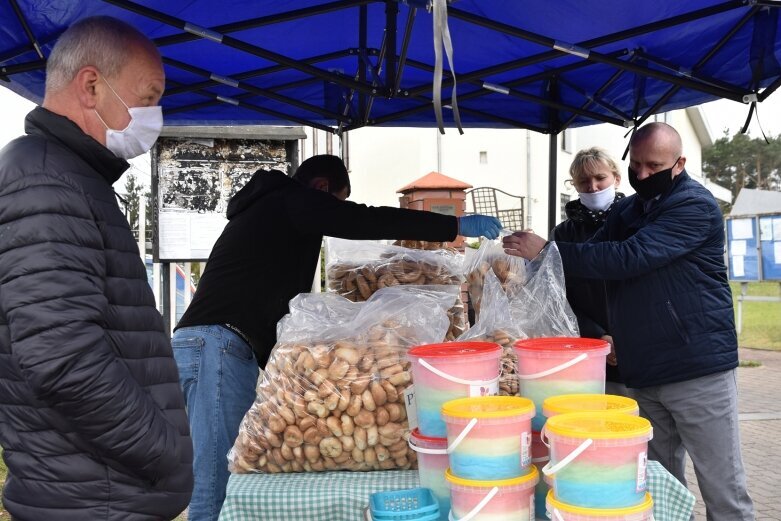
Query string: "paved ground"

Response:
xmin=684 ymin=348 xmax=781 ymax=520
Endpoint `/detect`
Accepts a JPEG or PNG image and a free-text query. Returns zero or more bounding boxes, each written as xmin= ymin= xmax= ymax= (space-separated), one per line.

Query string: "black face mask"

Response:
xmin=628 ymin=157 xmax=680 ymax=201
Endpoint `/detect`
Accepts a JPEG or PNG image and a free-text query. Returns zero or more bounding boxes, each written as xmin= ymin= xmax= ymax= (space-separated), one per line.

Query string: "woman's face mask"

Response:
xmin=579 ymin=184 xmax=617 ymax=211
xmin=93 ymin=76 xmax=163 ymax=159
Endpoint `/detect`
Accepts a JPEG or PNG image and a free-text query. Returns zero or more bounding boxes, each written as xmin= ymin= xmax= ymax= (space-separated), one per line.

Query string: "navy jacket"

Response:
xmin=175 ymin=169 xmax=458 ymax=366
xmin=0 ymin=107 xmax=192 ymax=520
xmin=557 ymin=172 xmax=737 ymax=388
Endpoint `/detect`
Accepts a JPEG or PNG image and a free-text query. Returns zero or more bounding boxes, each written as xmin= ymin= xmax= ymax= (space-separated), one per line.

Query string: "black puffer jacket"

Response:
xmin=0 ymin=107 xmax=192 ymax=520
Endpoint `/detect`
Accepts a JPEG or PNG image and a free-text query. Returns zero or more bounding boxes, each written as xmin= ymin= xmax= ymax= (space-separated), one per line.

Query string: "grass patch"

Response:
xmin=731 ymin=282 xmax=781 ymax=351
xmin=738 ymin=359 xmax=763 ymax=368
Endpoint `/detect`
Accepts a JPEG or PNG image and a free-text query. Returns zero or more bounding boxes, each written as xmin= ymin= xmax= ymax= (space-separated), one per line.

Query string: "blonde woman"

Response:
xmin=550 ymin=147 xmax=628 ymax=395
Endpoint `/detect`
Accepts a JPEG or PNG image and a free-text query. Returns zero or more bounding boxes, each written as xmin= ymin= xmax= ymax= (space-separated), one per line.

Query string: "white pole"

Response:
xmin=184 ymin=262 xmax=192 ymax=308
xmin=138 ymin=195 xmax=146 ymax=262
xmin=152 ymin=261 xmax=161 ymax=312
xmin=169 ymin=263 xmax=178 ymax=333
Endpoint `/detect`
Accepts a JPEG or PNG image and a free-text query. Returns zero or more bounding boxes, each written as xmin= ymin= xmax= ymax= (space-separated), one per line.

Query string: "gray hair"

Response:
xmin=569 ymin=147 xmax=620 ymax=180
xmin=45 ymin=16 xmax=157 ymax=93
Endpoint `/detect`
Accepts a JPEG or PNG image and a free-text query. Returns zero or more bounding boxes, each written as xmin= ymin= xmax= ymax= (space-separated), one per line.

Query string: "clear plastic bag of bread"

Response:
xmin=464 ymin=238 xmax=526 ymax=321
xmin=505 ymin=242 xmax=579 ymax=339
xmin=228 ymin=286 xmax=454 ymax=474
xmin=392 ymin=239 xmax=458 ymax=253
xmin=324 ymin=238 xmax=467 ymax=339
xmin=458 ymin=269 xmax=523 ymax=395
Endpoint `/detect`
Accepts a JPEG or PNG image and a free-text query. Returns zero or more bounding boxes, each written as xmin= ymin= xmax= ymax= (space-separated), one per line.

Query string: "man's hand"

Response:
xmin=458 ymin=215 xmax=503 ymax=239
xmin=502 ymin=231 xmax=547 ymax=259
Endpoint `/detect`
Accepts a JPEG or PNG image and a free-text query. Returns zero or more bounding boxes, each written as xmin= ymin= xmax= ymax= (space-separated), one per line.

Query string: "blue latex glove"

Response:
xmin=458 ymin=215 xmax=503 ymax=239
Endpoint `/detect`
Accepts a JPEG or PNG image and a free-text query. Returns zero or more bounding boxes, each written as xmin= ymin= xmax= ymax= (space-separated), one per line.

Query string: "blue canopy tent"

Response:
xmin=1 ymin=0 xmax=781 ymax=227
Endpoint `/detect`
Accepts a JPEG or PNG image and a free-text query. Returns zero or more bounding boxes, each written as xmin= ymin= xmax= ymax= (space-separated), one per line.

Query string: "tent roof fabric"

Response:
xmin=1 ymin=1 xmax=780 ymax=134
xmin=730 ymin=188 xmax=781 ymax=216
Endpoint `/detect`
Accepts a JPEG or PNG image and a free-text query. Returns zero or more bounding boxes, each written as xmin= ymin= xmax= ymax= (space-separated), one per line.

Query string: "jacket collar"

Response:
xmin=25 ymin=106 xmax=130 ymax=185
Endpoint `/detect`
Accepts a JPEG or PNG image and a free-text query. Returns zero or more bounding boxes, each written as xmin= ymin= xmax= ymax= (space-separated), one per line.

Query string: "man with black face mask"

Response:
xmin=503 ymin=122 xmax=754 ymax=521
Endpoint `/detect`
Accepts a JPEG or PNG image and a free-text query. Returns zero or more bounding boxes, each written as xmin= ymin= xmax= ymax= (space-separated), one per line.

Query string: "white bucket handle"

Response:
xmin=541 ymin=427 xmax=550 ymax=449
xmin=448 ymin=486 xmax=499 ymax=521
xmin=419 ymin=358 xmax=500 ymax=387
xmin=407 ymin=417 xmax=479 ymax=455
xmin=541 ymin=438 xmax=593 ymax=476
xmin=517 ymin=352 xmax=588 ymax=380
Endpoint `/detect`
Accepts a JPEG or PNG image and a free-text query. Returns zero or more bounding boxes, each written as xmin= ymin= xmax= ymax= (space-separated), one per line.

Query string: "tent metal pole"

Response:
xmin=759 ymin=76 xmax=781 ymax=101
xmin=560 ymin=66 xmax=630 ymax=130
xmin=445 ymin=8 xmax=749 ymax=102
xmin=547 ymin=78 xmax=560 ymax=232
xmin=405 ymin=1 xmax=746 ymax=97
xmin=0 ymin=58 xmax=46 ymax=78
xmin=358 ymin=5 xmax=368 ymax=123
xmin=165 ymin=50 xmax=349 ymax=96
xmin=163 ymin=81 xmax=337 ymax=133
xmin=634 ymin=6 xmax=758 ymax=128
xmin=8 ymin=0 xmax=44 ymax=59
xmin=162 ymin=57 xmax=350 ymax=123
xmin=394 ymin=7 xmax=417 ymax=95
xmin=153 ymin=0 xmax=375 ymax=47
xmin=384 ymin=0 xmax=398 ymax=98
xmin=104 ymin=0 xmax=379 ymax=96
xmin=547 ymin=132 xmax=558 ymax=233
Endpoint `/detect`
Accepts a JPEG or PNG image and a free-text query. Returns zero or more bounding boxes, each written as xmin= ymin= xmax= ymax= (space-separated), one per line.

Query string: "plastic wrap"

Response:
xmin=325 ymin=238 xmax=467 ymax=340
xmin=229 ymin=286 xmax=455 ymax=474
xmin=464 ymin=239 xmax=526 ymax=321
xmin=459 ymin=242 xmax=579 ymax=396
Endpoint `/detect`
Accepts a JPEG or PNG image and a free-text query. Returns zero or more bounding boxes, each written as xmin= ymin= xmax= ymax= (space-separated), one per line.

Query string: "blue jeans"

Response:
xmin=172 ymin=325 xmax=259 ymax=521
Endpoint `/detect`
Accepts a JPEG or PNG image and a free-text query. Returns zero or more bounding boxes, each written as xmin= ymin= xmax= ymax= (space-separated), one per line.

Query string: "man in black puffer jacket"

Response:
xmin=0 ymin=17 xmax=192 ymax=520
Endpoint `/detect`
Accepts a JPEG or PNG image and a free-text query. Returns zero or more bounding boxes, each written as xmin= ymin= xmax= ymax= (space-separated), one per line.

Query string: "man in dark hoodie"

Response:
xmin=173 ymin=154 xmax=502 ymax=521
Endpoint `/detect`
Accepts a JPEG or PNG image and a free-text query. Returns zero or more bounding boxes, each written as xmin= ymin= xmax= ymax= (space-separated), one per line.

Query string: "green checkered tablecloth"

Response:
xmin=646 ymin=460 xmax=696 ymax=521
xmin=219 ymin=460 xmax=694 ymax=521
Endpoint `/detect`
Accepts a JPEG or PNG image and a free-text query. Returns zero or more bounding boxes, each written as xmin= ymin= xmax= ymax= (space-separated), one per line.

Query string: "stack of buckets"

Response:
xmin=407 ymin=338 xmax=655 ymax=520
xmin=408 ymin=342 xmax=538 ymax=520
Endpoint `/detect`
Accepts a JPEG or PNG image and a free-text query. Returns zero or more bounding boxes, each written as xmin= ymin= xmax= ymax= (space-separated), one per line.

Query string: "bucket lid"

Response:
xmin=409 ymin=428 xmax=448 ymax=447
xmin=543 ymin=394 xmax=639 ymax=418
xmin=546 ymin=490 xmax=653 ymax=516
xmin=513 ymin=337 xmax=610 ymax=354
xmin=445 ymin=465 xmax=539 ymax=488
xmin=545 ymin=411 xmax=652 ymax=440
xmin=441 ymin=396 xmax=535 ymax=419
xmin=408 ymin=341 xmax=501 ymax=359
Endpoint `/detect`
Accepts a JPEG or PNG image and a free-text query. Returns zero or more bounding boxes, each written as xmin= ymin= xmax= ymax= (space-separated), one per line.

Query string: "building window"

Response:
xmin=479 ymin=151 xmax=488 ymax=164
xmin=560 ymin=193 xmax=571 ymax=221
xmin=561 ymin=129 xmax=574 ymax=153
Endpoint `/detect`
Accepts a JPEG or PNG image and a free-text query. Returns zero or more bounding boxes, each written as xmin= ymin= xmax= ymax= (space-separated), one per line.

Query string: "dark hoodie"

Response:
xmin=176 ymin=169 xmax=458 ymax=365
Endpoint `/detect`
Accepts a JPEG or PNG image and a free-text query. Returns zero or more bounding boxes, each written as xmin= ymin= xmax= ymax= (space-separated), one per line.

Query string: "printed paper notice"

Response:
xmin=774 ymin=218 xmax=781 ymax=241
xmin=731 ymin=240 xmax=747 ymax=256
xmin=732 ymin=256 xmax=745 ymax=277
xmin=775 ymin=243 xmax=781 ymax=265
xmin=760 ymin=218 xmax=773 ymax=241
xmin=731 ymin=219 xmax=753 ymax=240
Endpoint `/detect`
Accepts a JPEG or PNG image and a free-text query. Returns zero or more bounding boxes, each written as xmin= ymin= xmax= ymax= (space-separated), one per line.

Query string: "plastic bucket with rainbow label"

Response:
xmin=441 ymin=396 xmax=535 ymax=480
xmin=543 ymin=394 xmax=639 ymax=419
xmin=409 ymin=428 xmax=450 ymax=521
xmin=546 ymin=490 xmax=654 ymax=521
xmin=446 ymin=466 xmax=539 ymax=521
xmin=542 ymin=412 xmax=653 ymax=509
xmin=514 ymin=338 xmax=610 ymax=431
xmin=408 ymin=342 xmax=502 ymax=437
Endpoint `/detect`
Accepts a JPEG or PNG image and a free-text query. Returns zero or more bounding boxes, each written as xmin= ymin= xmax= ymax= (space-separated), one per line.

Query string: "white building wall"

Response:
xmin=303 ymin=108 xmax=719 ymax=236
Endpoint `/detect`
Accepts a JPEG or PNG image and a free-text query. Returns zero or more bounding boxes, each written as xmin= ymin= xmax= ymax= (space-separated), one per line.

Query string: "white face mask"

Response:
xmin=579 ymin=183 xmax=616 ymax=211
xmin=94 ymin=76 xmax=163 ymax=159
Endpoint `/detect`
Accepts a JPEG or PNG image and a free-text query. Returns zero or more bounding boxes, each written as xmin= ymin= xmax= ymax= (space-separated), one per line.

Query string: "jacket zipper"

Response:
xmin=666 ymin=300 xmax=690 ymax=343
